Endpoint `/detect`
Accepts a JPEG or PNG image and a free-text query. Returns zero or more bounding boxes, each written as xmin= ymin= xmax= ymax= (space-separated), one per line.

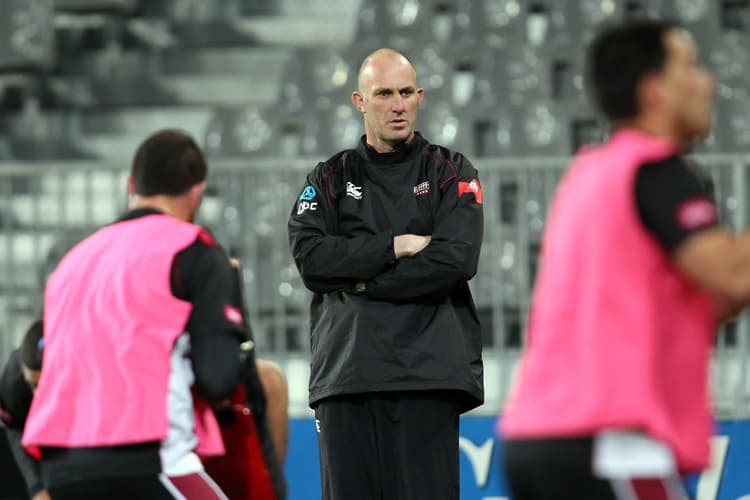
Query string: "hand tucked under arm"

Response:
xmin=393 ymin=234 xmax=431 ymax=259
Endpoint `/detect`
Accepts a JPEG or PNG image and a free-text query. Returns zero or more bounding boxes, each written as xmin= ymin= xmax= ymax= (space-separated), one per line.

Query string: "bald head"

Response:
xmin=352 ymin=47 xmax=423 ymax=153
xmin=357 ymin=48 xmax=417 ymax=94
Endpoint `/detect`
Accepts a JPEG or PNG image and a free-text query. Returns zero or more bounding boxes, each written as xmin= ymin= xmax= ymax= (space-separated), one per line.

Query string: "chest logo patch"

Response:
xmin=413 ymin=181 xmax=430 ymax=197
xmin=346 ymin=182 xmax=363 ymax=200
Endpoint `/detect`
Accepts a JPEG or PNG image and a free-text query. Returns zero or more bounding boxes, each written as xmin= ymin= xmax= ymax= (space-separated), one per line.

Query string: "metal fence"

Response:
xmin=2 ymin=154 xmax=750 ymax=417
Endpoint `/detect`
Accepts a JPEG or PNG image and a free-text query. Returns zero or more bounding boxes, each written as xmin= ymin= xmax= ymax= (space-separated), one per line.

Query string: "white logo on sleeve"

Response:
xmin=346 ymin=182 xmax=363 ymax=200
xmin=315 ymin=419 xmax=321 ymax=433
xmin=297 ymin=200 xmax=318 ymax=215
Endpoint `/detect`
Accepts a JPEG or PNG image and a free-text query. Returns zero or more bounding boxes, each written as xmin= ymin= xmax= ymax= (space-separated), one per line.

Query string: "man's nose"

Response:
xmin=392 ymin=95 xmax=405 ymax=112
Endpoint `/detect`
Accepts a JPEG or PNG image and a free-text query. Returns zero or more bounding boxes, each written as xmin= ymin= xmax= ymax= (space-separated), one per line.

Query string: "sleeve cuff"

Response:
xmin=384 ymin=230 xmax=396 ymax=265
xmin=28 ymin=482 xmax=44 ymax=498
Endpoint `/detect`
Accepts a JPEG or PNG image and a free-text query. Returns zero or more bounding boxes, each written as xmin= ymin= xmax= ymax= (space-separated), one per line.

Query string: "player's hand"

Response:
xmin=394 ymin=234 xmax=431 ymax=259
xmin=32 ymin=491 xmax=51 ymax=500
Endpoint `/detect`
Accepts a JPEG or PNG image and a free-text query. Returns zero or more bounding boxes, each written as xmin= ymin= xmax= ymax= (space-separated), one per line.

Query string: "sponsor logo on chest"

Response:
xmin=413 ymin=181 xmax=430 ymax=197
xmin=346 ymin=182 xmax=363 ymax=200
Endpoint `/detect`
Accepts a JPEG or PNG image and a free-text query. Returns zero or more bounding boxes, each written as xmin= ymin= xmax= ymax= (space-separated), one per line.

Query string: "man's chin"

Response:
xmin=385 ymin=129 xmax=413 ymax=143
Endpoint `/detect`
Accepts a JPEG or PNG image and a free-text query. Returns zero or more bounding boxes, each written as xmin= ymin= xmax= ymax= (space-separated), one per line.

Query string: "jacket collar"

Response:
xmin=356 ymin=132 xmax=426 ymax=165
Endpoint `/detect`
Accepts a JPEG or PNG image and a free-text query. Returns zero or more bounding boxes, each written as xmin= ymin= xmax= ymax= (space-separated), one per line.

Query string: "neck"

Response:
xmin=365 ymin=131 xmax=415 ymax=153
xmin=621 ymin=115 xmax=688 ymax=151
xmin=130 ymin=195 xmax=192 ymax=222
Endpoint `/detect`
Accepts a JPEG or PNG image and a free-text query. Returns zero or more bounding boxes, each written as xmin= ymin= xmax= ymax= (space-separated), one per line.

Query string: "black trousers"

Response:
xmin=503 ymin=437 xmax=687 ymax=500
xmin=48 ymin=474 xmax=178 ymax=500
xmin=504 ymin=437 xmax=617 ymax=500
xmin=314 ymin=391 xmax=461 ymax=500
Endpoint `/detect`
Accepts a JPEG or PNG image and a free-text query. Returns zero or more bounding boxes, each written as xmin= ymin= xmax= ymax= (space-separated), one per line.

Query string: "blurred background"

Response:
xmin=1 ymin=0 xmax=750 ymax=425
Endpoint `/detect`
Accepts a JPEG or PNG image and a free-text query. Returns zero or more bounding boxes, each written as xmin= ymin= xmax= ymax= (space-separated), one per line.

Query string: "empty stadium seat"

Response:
xmin=0 ymin=0 xmax=55 ymax=73
xmin=204 ymin=105 xmax=277 ymax=157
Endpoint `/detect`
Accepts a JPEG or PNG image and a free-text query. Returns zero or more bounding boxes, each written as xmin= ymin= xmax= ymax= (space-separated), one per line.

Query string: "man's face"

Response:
xmin=22 ymin=365 xmax=40 ymax=393
xmin=658 ymin=29 xmax=715 ymax=143
xmin=357 ymin=59 xmax=424 ymax=150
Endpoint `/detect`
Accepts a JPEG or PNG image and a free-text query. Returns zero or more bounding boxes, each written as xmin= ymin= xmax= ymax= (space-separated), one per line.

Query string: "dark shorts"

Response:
xmin=314 ymin=391 xmax=461 ymax=500
xmin=503 ymin=437 xmax=687 ymax=500
xmin=48 ymin=474 xmax=178 ymax=500
xmin=48 ymin=471 xmax=229 ymax=500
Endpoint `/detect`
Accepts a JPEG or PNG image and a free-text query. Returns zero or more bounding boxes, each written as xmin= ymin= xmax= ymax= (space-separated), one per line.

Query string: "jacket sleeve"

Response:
xmin=5 ymin=428 xmax=44 ymax=497
xmin=178 ymin=240 xmax=248 ymax=402
xmin=288 ymin=164 xmax=396 ymax=293
xmin=0 ymin=352 xmax=43 ymax=497
xmin=365 ymin=154 xmax=484 ymax=301
xmin=0 ymin=351 xmax=32 ymax=431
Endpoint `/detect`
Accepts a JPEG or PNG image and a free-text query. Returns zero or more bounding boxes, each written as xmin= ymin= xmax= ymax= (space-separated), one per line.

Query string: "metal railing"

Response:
xmin=2 ymin=154 xmax=750 ymax=417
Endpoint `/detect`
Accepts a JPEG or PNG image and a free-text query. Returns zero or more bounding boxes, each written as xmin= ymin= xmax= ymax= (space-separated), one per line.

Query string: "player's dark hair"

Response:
xmin=587 ymin=19 xmax=680 ymax=122
xmin=19 ymin=319 xmax=43 ymax=371
xmin=130 ymin=129 xmax=207 ymax=196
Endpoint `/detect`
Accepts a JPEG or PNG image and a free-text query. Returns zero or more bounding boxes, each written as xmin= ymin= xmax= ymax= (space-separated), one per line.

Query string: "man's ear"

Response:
xmin=637 ymin=72 xmax=664 ymax=113
xmin=352 ymin=91 xmax=365 ymax=113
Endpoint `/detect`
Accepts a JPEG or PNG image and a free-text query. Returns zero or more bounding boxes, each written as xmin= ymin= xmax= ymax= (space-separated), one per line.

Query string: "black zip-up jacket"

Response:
xmin=288 ymin=133 xmax=484 ymax=412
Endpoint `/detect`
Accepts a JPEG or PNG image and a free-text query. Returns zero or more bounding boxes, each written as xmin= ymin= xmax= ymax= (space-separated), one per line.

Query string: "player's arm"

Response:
xmin=674 ymin=228 xmax=750 ymax=318
xmin=288 ymin=167 xmax=396 ymax=293
xmin=363 ymin=153 xmax=484 ymax=301
xmin=0 ymin=352 xmax=43 ymax=498
xmin=173 ymin=235 xmax=248 ymax=402
xmin=635 ymin=156 xmax=748 ymax=320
